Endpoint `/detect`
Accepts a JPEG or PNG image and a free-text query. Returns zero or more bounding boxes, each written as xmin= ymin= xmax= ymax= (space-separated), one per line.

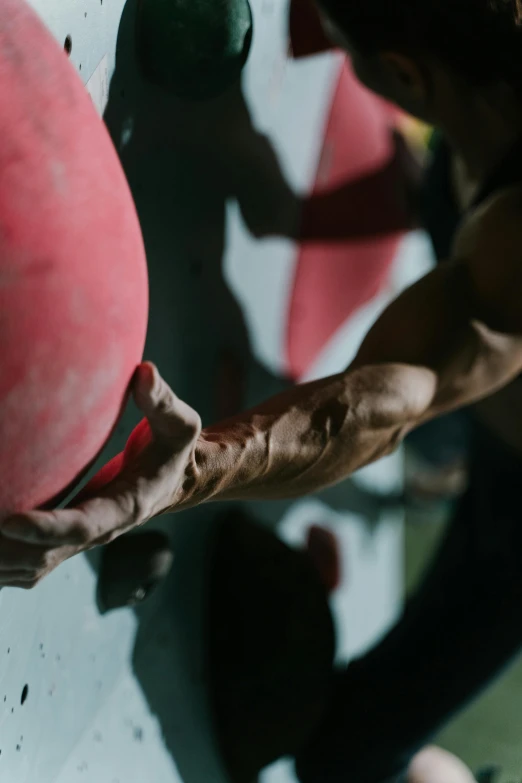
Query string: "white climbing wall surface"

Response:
xmin=4 ymin=1 xmax=406 ymax=781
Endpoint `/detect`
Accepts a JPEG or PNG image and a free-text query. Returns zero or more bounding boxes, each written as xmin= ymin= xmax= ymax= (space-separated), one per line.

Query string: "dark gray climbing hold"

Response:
xmin=97 ymin=531 xmax=174 ymax=612
xmin=136 ymin=0 xmax=253 ymax=100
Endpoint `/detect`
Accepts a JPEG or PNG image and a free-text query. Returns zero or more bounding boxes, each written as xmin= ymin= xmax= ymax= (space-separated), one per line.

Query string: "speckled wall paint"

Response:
xmin=7 ymin=2 xmax=405 ymax=781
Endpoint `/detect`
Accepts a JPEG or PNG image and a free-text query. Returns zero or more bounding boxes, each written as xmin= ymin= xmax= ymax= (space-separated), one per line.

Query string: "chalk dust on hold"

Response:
xmin=85 ymin=55 xmax=109 ymax=117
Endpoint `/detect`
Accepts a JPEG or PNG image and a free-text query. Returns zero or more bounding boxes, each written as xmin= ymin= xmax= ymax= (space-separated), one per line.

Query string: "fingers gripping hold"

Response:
xmin=1 ymin=509 xmax=90 ymax=546
xmin=0 ymin=363 xmax=203 ymax=590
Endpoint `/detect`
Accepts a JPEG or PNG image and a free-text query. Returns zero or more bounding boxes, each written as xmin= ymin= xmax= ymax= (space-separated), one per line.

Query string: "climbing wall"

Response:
xmin=4 ymin=1 xmax=414 ymax=781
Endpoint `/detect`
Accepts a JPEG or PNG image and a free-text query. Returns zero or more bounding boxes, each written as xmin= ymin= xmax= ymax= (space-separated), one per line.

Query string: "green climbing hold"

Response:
xmin=137 ymin=0 xmax=253 ymax=100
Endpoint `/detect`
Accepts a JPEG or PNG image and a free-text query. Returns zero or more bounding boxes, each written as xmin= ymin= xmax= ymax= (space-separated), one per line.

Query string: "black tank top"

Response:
xmin=420 ymin=130 xmax=522 ymax=261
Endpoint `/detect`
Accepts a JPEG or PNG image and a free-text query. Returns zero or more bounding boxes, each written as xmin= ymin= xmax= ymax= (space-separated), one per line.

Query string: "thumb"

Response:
xmin=132 ymin=363 xmax=201 ymax=447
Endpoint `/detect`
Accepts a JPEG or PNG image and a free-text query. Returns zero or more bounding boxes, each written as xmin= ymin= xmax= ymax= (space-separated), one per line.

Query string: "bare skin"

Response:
xmin=5 ymin=11 xmax=522 ymax=586
xmin=407 ymin=747 xmax=476 ymax=783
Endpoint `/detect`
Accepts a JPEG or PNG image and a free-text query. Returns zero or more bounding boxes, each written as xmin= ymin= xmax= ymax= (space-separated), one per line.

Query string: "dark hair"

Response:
xmin=319 ymin=0 xmax=522 ymax=90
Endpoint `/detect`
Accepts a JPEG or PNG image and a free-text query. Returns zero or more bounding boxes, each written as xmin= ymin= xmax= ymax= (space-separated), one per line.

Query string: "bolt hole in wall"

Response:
xmin=64 ymin=35 xmax=72 ymax=56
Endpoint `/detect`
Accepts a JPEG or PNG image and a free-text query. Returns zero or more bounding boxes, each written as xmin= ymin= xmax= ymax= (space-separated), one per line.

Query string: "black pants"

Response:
xmin=296 ymin=417 xmax=522 ymax=783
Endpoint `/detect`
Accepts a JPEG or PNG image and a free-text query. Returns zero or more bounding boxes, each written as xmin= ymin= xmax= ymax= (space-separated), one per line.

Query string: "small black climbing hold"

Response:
xmin=21 ymin=685 xmax=28 ymax=706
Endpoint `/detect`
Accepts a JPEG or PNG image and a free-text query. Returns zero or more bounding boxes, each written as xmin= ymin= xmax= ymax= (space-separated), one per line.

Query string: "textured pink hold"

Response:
xmin=0 ymin=0 xmax=148 ymax=511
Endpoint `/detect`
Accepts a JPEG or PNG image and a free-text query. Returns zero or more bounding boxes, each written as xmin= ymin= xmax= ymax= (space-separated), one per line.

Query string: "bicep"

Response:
xmin=349 ymin=258 xmax=522 ymax=426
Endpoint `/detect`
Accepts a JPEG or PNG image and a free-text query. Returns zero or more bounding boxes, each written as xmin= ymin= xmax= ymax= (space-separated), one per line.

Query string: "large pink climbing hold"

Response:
xmin=0 ymin=0 xmax=148 ymax=511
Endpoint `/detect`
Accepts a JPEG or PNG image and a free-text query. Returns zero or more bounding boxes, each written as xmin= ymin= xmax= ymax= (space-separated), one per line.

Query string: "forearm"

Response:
xmin=173 ymin=255 xmax=522 ymax=514
xmin=174 ymin=363 xmax=436 ymax=511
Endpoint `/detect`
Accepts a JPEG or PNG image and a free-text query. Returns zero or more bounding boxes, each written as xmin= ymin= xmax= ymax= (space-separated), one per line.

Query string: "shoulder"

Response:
xmin=453 ymin=185 xmax=522 ymax=333
xmin=454 ymin=184 xmax=522 ymax=258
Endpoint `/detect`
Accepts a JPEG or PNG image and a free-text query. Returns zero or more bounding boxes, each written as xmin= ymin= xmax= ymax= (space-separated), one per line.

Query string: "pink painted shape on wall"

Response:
xmin=285 ymin=62 xmax=408 ymax=380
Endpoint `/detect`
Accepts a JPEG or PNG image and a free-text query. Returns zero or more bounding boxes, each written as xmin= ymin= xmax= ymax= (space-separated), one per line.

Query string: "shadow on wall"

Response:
xmin=80 ymin=1 xmax=408 ymax=778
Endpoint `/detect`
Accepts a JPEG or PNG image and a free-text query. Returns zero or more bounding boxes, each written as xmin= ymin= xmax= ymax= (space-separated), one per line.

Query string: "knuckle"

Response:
xmin=153 ymin=379 xmax=181 ymax=415
xmin=33 ymin=551 xmax=50 ymax=572
xmin=97 ymin=529 xmax=120 ymax=547
xmin=191 ymin=411 xmax=202 ymax=433
xmin=22 ymin=576 xmax=40 ymax=590
xmin=70 ymin=520 xmax=92 ymax=545
xmin=182 ymin=412 xmax=202 ymax=441
xmin=155 ymin=393 xmax=173 ymax=417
